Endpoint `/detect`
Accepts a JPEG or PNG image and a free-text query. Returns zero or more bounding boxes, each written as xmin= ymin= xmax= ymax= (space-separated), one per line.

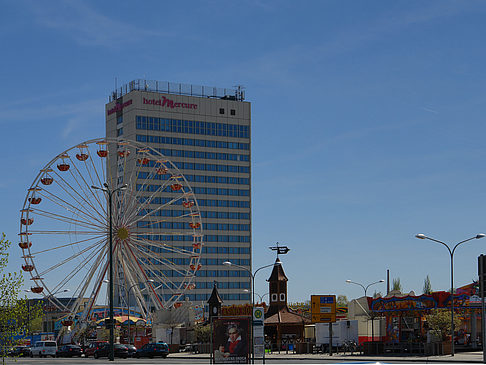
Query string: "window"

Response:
xmin=271 ymin=293 xmax=278 ymax=302
xmin=230 ymin=109 xmax=236 ymax=116
xmin=219 ymin=108 xmax=225 ymax=114
xmin=280 ymin=293 xmax=286 ymax=302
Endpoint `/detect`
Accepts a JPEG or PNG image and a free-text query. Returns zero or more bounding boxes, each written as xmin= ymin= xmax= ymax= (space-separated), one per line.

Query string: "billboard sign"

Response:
xmin=212 ymin=317 xmax=250 ymax=364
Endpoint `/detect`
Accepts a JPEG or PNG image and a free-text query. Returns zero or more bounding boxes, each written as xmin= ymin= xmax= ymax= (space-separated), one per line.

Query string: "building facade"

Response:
xmin=105 ymin=80 xmax=251 ymax=305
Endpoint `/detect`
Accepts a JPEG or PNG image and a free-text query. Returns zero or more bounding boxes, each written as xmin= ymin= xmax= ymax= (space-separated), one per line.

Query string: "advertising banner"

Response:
xmin=212 ymin=317 xmax=250 ymax=364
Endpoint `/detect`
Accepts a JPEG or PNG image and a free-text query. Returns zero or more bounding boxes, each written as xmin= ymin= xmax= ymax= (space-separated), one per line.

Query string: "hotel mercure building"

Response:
xmin=105 ymin=80 xmax=251 ymax=305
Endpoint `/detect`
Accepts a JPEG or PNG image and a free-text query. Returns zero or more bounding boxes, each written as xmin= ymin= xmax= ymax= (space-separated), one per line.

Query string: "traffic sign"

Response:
xmin=311 ymin=295 xmax=336 ymax=323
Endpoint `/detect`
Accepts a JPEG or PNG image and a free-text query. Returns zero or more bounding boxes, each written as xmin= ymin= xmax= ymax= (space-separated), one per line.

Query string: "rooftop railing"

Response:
xmin=110 ymin=79 xmax=245 ymax=102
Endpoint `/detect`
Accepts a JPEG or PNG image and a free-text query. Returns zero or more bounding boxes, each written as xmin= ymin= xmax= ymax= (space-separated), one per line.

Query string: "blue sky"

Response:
xmin=2 ymin=0 xmax=486 ymax=303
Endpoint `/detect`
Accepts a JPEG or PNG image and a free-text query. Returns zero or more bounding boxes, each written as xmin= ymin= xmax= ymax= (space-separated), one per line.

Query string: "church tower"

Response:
xmin=265 ymin=258 xmax=289 ymax=318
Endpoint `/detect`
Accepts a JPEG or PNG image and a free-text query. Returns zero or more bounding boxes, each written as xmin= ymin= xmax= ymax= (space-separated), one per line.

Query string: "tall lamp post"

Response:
xmin=223 ymin=261 xmax=278 ymax=364
xmin=346 ymin=279 xmax=384 ymax=344
xmin=415 ymin=233 xmax=485 ymax=356
xmin=92 ymin=183 xmax=127 ymax=361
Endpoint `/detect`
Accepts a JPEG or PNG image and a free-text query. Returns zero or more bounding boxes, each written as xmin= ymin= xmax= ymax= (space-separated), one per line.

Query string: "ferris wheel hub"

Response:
xmin=116 ymin=227 xmax=130 ymax=241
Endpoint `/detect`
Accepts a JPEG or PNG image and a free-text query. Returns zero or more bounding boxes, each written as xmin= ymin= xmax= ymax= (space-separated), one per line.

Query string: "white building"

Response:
xmin=105 ymin=80 xmax=251 ymax=306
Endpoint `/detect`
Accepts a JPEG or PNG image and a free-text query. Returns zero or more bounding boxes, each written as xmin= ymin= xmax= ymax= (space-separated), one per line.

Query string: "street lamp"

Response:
xmin=415 ymin=233 xmax=485 ymax=356
xmin=91 ymin=183 xmax=127 ymax=361
xmin=243 ymin=290 xmax=269 ymax=304
xmin=346 ymin=279 xmax=384 ymax=345
xmin=223 ymin=261 xmax=279 ymax=364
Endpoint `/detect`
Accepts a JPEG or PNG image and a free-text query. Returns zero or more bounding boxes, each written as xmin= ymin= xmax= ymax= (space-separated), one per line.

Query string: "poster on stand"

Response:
xmin=212 ymin=317 xmax=250 ymax=364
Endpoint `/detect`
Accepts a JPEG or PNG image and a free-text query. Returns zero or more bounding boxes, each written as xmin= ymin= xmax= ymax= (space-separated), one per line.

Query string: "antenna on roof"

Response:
xmin=234 ymin=85 xmax=246 ymax=101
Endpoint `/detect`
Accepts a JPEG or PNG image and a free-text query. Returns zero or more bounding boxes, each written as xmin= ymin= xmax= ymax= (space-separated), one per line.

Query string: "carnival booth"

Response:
xmin=370 ymin=283 xmax=482 ymax=354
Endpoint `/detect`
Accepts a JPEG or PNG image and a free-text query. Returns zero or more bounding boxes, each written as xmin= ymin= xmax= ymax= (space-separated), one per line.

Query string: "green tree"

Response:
xmin=0 ymin=233 xmax=42 ymax=364
xmin=423 ymin=275 xmax=432 ymax=294
xmin=392 ymin=278 xmax=402 ymax=292
xmin=425 ymin=308 xmax=460 ymax=341
xmin=194 ymin=323 xmax=211 ymax=343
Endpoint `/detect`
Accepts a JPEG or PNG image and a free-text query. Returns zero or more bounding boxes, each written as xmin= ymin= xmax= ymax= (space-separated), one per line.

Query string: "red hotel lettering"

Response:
xmin=143 ymin=96 xmax=197 ymax=110
xmin=107 ymin=99 xmax=132 ymax=115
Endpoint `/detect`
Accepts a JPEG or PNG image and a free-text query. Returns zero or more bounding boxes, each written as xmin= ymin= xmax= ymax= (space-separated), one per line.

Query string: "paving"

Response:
xmin=168 ymin=350 xmax=486 ymax=363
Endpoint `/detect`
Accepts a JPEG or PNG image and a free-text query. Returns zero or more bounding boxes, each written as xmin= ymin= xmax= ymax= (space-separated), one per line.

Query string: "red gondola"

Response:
xmin=183 ymin=201 xmax=194 ymax=208
xmin=171 ymin=183 xmax=182 ymax=191
xmin=21 ymin=218 xmax=34 ymax=225
xmin=18 ymin=242 xmax=32 ymax=249
xmin=29 ymin=197 xmax=42 ymax=204
xmin=118 ymin=150 xmax=130 ymax=158
xmin=190 ymin=264 xmax=202 ymax=271
xmin=138 ymin=158 xmax=149 ymax=165
xmin=22 ymin=264 xmax=34 ymax=272
xmin=41 ymin=177 xmax=53 ymax=185
xmin=157 ymin=167 xmax=168 ymax=175
xmin=97 ymin=149 xmax=108 ymax=157
xmin=189 ymin=222 xmax=201 ymax=229
xmin=31 ymin=287 xmax=44 ymax=294
xmin=57 ymin=163 xmax=70 ymax=171
xmin=76 ymin=153 xmax=89 ymax=161
xmin=192 ymin=243 xmax=201 ymax=249
xmin=61 ymin=320 xmax=73 ymax=326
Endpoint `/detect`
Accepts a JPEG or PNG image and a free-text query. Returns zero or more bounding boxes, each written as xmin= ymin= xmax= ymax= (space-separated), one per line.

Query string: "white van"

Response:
xmin=31 ymin=340 xmax=58 ymax=357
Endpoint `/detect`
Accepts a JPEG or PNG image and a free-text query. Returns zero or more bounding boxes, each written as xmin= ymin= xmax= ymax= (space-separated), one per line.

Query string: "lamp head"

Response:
xmin=379 ymin=279 xmax=385 ymax=283
xmin=415 ymin=234 xmax=426 ymax=239
xmin=345 ymin=280 xmax=351 ymax=283
xmin=476 ymin=234 xmax=486 ymax=239
xmin=223 ymin=261 xmax=232 ymax=266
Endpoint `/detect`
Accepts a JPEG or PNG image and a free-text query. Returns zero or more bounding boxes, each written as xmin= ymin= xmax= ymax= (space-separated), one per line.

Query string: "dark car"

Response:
xmin=84 ymin=341 xmax=107 ymax=357
xmin=135 ymin=342 xmax=169 ymax=358
xmin=125 ymin=344 xmax=137 ymax=357
xmin=8 ymin=346 xmax=32 ymax=357
xmin=56 ymin=344 xmax=83 ymax=357
xmin=94 ymin=343 xmax=128 ymax=359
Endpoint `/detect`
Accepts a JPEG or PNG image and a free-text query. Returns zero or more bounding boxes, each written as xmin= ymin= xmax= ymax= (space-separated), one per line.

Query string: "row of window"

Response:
xmin=138 ymin=209 xmax=249 ymax=220
xmin=136 ymin=221 xmax=250 ymax=231
xmin=137 ymin=281 xmax=250 ymax=290
xmin=137 ymin=159 xmax=250 ymax=174
xmin=171 ymin=160 xmax=250 ymax=173
xmin=136 ymin=134 xmax=249 ymax=150
xmin=143 ymin=269 xmax=250 ymax=278
xmin=145 ymin=293 xmax=250 ymax=302
xmin=138 ymin=171 xmax=249 ymax=185
xmin=136 ymin=116 xmax=250 ymax=138
xmin=141 ymin=197 xmax=250 ymax=208
xmin=196 ymin=270 xmax=250 ymax=277
xmin=136 ymin=184 xmax=249 ymax=197
xmin=155 ymin=148 xmax=249 ymax=162
xmin=136 ymin=236 xmax=251 ymax=249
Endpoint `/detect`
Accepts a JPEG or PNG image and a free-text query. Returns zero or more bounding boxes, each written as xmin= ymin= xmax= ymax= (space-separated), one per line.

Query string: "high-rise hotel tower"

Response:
xmin=105 ymin=80 xmax=251 ymax=305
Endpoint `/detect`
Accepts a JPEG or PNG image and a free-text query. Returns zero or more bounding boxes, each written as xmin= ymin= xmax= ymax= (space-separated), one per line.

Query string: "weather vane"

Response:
xmin=269 ymin=242 xmax=290 ymax=258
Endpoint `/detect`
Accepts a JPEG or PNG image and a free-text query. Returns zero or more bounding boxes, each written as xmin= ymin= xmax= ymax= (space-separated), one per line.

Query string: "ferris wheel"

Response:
xmin=19 ymin=138 xmax=203 ymax=329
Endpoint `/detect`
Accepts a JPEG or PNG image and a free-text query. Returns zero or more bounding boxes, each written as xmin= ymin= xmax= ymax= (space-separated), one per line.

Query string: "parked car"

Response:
xmin=84 ymin=341 xmax=108 ymax=357
xmin=30 ymin=340 xmax=58 ymax=357
xmin=8 ymin=346 xmax=32 ymax=357
xmin=56 ymin=344 xmax=83 ymax=357
xmin=93 ymin=343 xmax=128 ymax=359
xmin=125 ymin=344 xmax=137 ymax=357
xmin=135 ymin=342 xmax=169 ymax=358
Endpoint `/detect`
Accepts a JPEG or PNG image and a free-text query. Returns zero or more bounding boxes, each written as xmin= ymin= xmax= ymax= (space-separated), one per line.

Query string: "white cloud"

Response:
xmin=27 ymin=0 xmax=170 ymax=47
